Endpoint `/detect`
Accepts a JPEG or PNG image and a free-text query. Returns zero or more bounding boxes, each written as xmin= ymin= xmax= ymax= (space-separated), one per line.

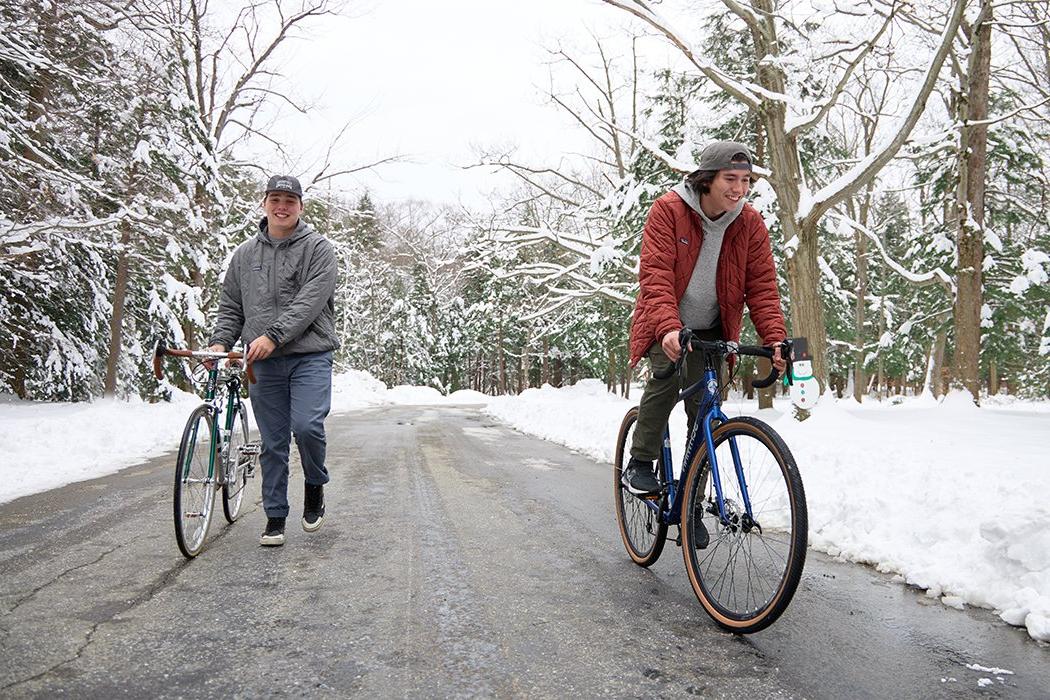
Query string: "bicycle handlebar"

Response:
xmin=651 ymin=329 xmax=795 ymax=389
xmin=153 ymin=341 xmax=256 ymax=384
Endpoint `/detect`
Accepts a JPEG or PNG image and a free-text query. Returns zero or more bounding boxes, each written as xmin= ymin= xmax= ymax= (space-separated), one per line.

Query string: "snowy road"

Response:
xmin=1 ymin=405 xmax=1047 ymax=698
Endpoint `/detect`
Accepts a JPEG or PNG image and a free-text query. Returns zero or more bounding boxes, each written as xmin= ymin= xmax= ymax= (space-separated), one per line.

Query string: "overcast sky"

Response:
xmin=254 ymin=0 xmax=680 ymax=207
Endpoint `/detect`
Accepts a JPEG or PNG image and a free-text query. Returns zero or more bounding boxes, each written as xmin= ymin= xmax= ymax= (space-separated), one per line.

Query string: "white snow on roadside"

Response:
xmin=0 ymin=390 xmax=201 ymax=504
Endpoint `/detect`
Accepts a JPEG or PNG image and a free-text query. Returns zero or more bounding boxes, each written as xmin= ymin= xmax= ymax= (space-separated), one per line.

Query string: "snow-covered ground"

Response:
xmin=1 ymin=372 xmax=1047 ymax=643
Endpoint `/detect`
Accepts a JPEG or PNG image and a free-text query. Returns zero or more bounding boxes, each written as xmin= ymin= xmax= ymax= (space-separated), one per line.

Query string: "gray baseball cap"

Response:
xmin=696 ymin=141 xmax=753 ymax=172
xmin=264 ymin=175 xmax=303 ymax=199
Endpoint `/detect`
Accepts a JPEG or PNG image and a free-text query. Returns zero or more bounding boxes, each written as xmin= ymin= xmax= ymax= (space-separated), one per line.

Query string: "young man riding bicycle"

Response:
xmin=208 ymin=175 xmax=339 ymax=547
xmin=623 ymin=141 xmax=787 ymax=501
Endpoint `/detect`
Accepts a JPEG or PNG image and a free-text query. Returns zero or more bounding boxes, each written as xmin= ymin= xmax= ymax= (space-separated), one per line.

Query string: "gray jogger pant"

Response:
xmin=249 ymin=350 xmax=332 ymax=518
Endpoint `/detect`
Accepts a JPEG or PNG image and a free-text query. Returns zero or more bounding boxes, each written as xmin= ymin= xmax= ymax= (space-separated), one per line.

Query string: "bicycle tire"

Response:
xmin=174 ymin=405 xmax=217 ymax=558
xmin=613 ymin=407 xmax=668 ymax=567
xmin=221 ymin=402 xmax=250 ymax=523
xmin=681 ymin=416 xmax=807 ymax=633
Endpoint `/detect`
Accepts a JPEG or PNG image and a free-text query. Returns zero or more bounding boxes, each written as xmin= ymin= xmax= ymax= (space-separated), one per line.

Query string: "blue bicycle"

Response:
xmin=614 ymin=330 xmax=807 ymax=633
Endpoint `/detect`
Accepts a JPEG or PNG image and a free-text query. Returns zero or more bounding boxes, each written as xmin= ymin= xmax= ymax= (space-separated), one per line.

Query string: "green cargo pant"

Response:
xmin=630 ymin=328 xmax=724 ymax=462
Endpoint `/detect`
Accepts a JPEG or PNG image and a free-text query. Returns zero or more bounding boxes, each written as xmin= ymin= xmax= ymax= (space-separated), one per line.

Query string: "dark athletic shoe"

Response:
xmin=302 ymin=483 xmax=325 ymax=532
xmin=622 ymin=458 xmax=662 ymax=498
xmin=260 ymin=517 xmax=286 ymax=546
xmin=693 ymin=517 xmax=710 ymax=550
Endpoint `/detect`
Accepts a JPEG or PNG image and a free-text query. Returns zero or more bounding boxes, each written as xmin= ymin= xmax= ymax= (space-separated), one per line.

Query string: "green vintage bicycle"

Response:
xmin=153 ymin=341 xmax=260 ymax=558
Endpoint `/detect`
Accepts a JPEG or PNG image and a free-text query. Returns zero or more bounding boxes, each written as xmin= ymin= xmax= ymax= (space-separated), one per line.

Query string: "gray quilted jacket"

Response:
xmin=209 ymin=218 xmax=339 ymax=357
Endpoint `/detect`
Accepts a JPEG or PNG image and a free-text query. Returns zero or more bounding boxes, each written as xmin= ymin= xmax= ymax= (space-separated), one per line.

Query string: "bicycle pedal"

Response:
xmin=239 ymin=442 xmax=262 ymax=457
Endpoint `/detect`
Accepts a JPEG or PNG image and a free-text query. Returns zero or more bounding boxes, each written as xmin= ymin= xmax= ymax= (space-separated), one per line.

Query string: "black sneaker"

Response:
xmin=260 ymin=516 xmax=286 ymax=546
xmin=302 ymin=483 xmax=325 ymax=532
xmin=693 ymin=517 xmax=710 ymax=550
xmin=622 ymin=458 xmax=662 ymax=498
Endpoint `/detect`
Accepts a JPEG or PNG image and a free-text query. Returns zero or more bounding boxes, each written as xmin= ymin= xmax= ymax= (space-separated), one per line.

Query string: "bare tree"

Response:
xmin=600 ymin=0 xmax=968 ymax=390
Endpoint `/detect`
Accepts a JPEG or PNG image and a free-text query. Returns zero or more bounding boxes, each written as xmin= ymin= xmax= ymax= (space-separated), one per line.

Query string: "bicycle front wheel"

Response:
xmin=174 ymin=405 xmax=217 ymax=558
xmin=613 ymin=407 xmax=668 ymax=567
xmin=222 ymin=402 xmax=250 ymax=523
xmin=681 ymin=416 xmax=807 ymax=633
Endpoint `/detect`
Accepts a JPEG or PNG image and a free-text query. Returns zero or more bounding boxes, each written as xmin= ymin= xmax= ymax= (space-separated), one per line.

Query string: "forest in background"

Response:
xmin=2 ymin=0 xmax=1048 ymax=405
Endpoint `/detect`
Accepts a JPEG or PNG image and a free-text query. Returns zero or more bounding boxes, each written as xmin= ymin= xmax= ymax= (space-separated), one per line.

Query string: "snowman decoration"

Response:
xmin=786 ymin=338 xmax=820 ymax=409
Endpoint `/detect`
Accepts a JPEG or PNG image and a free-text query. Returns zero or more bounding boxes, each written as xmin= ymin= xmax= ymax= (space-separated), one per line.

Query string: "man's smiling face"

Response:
xmin=263 ymin=191 xmax=303 ymax=231
xmin=704 ymin=169 xmax=751 ymax=216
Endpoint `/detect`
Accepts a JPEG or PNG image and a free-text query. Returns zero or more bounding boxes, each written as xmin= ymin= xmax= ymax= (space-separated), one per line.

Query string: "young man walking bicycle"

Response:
xmin=623 ymin=142 xmax=787 ymax=512
xmin=208 ymin=175 xmax=339 ymax=547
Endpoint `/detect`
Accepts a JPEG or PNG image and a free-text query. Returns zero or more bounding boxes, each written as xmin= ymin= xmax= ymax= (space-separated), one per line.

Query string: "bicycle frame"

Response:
xmin=643 ymin=360 xmax=754 ymax=529
xmin=180 ymin=367 xmax=242 ymax=485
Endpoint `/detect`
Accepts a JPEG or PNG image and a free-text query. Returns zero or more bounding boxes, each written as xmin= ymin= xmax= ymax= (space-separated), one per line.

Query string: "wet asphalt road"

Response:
xmin=1 ymin=404 xmax=1048 ymax=698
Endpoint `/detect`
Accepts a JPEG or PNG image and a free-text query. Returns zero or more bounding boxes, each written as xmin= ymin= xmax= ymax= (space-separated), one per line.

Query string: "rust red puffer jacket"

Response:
xmin=628 ymin=192 xmax=787 ymax=366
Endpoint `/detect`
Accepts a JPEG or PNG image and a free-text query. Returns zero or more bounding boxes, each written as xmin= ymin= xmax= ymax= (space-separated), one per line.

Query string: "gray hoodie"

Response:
xmin=209 ymin=217 xmax=339 ymax=357
xmin=671 ymin=179 xmax=745 ymax=331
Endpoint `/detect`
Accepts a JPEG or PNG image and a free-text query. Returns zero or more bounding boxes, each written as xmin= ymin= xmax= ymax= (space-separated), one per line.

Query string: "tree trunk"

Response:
xmin=104 ymin=224 xmax=133 ymax=396
xmin=748 ymin=0 xmax=829 ymax=391
xmin=951 ymin=0 xmax=993 ymax=404
xmin=853 ymin=226 xmax=868 ymax=403
xmin=497 ymin=325 xmax=506 ymax=394
xmin=22 ymin=3 xmax=58 ymax=167
xmin=988 ymin=357 xmax=998 ymax=396
xmin=783 ymin=221 xmax=829 ymax=390
xmin=853 ymin=185 xmax=873 ymax=403
xmin=756 ymin=356 xmax=774 ymax=409
xmin=876 ymin=353 xmax=885 ymax=400
xmin=541 ymin=338 xmax=549 ymax=386
xmin=931 ymin=327 xmax=948 ymax=399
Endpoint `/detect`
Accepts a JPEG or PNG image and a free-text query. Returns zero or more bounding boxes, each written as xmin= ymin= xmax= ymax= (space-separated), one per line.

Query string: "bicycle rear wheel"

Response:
xmin=174 ymin=405 xmax=217 ymax=558
xmin=221 ymin=402 xmax=250 ymax=523
xmin=613 ymin=407 xmax=668 ymax=567
xmin=681 ymin=416 xmax=807 ymax=633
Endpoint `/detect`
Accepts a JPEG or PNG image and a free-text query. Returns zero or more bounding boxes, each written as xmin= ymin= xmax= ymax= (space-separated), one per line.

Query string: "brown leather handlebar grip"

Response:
xmin=154 ymin=346 xmax=255 ymax=383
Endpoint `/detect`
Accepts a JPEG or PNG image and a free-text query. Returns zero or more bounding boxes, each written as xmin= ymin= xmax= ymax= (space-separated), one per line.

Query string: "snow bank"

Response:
xmin=0 ymin=391 xmax=201 ymax=503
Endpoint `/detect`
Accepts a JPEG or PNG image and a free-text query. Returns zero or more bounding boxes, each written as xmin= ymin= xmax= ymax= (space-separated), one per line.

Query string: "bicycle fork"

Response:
xmin=692 ymin=369 xmax=756 ymax=530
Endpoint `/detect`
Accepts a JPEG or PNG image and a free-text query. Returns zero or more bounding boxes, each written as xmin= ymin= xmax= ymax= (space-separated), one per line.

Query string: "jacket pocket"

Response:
xmin=246 ymin=262 xmax=271 ymax=310
xmin=279 ymin=257 xmax=301 ymax=300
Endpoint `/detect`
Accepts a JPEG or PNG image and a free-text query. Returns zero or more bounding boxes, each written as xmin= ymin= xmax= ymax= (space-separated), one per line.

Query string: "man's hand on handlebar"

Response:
xmin=662 ymin=329 xmax=685 ymax=362
xmin=772 ymin=344 xmax=786 ymax=374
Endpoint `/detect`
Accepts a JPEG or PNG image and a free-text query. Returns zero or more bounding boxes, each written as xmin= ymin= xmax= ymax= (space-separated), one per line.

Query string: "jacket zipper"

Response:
xmin=272 ymin=242 xmax=280 ymax=319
